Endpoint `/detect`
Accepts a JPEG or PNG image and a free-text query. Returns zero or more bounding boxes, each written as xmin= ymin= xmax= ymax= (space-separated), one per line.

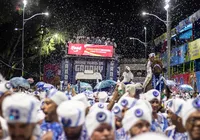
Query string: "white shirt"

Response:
xmin=122 ymin=71 xmax=133 ymax=83
xmin=0 ymin=116 xmax=9 ymax=139
xmin=147 ymin=60 xmax=152 ymax=75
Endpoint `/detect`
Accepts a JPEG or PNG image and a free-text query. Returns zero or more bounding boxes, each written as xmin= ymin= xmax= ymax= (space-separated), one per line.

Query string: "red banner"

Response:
xmin=68 ymin=43 xmax=113 ymax=57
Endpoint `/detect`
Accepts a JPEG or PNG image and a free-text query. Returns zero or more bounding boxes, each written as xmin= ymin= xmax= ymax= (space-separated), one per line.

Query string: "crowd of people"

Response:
xmin=0 ymin=53 xmax=200 ymax=140
xmin=68 ymin=36 xmax=117 ymax=47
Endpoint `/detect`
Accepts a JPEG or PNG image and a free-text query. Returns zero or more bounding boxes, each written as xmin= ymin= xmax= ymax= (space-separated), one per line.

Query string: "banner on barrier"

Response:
xmin=68 ymin=43 xmax=113 ymax=57
xmin=189 ymin=39 xmax=200 ymax=60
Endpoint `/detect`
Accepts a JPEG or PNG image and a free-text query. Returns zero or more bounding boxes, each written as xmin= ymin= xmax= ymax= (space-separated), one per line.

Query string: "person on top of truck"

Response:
xmin=143 ymin=53 xmax=155 ymax=89
xmin=120 ymin=66 xmax=134 ymax=84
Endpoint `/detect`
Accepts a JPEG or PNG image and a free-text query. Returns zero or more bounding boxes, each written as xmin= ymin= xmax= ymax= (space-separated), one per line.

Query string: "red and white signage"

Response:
xmin=68 ymin=43 xmax=113 ymax=57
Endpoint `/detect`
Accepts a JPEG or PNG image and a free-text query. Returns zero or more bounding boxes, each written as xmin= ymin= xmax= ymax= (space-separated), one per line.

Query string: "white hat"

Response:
xmin=2 ymin=93 xmax=38 ymax=123
xmin=181 ymin=98 xmax=200 ymax=127
xmin=111 ymin=103 xmax=123 ymax=118
xmin=122 ymin=100 xmax=152 ymax=132
xmin=0 ymin=81 xmax=12 ymax=97
xmin=132 ymin=132 xmax=169 ymax=140
xmin=118 ymin=97 xmax=136 ymax=109
xmin=48 ymin=90 xmax=68 ymax=106
xmin=85 ymin=109 xmax=115 ymax=137
xmin=149 ymin=53 xmax=155 ymax=58
xmin=57 ymin=100 xmax=86 ymax=127
xmin=46 ymin=88 xmax=58 ymax=98
xmin=125 ymin=84 xmax=136 ymax=96
xmin=72 ymin=93 xmax=90 ymax=108
xmin=165 ymin=98 xmax=185 ymax=117
xmin=143 ymin=89 xmax=161 ymax=102
xmin=126 ymin=83 xmax=143 ymax=97
xmin=133 ymin=99 xmax=153 ymax=113
xmin=90 ymin=103 xmax=108 ymax=112
xmin=98 ymin=91 xmax=108 ymax=103
xmin=126 ymin=66 xmax=130 ymax=71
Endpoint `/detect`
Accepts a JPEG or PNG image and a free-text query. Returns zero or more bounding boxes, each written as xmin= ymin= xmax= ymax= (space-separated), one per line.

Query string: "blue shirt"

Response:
xmin=115 ymin=128 xmax=128 ymax=140
xmin=167 ymin=129 xmax=188 ymax=140
xmin=40 ymin=121 xmax=64 ymax=140
xmin=151 ymin=113 xmax=168 ymax=133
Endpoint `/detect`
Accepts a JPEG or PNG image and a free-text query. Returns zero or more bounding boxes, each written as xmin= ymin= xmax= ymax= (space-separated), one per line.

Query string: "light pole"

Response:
xmin=144 ymin=27 xmax=147 ymax=58
xmin=21 ymin=0 xmax=49 ymax=76
xmin=142 ymin=0 xmax=171 ymax=79
xmin=130 ymin=37 xmax=147 ymax=58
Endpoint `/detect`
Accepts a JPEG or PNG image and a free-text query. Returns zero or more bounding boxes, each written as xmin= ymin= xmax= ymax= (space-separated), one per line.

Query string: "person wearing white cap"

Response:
xmin=181 ymin=98 xmax=200 ymax=140
xmin=120 ymin=66 xmax=134 ymax=84
xmin=112 ymin=97 xmax=136 ymax=140
xmin=2 ymin=93 xmax=38 ymax=140
xmin=85 ymin=109 xmax=115 ymax=140
xmin=97 ymin=91 xmax=108 ymax=103
xmin=41 ymin=90 xmax=68 ymax=139
xmin=0 ymin=81 xmax=13 ymax=139
xmin=143 ymin=53 xmax=155 ymax=89
xmin=143 ymin=89 xmax=168 ymax=133
xmin=122 ymin=100 xmax=152 ymax=139
xmin=111 ymin=103 xmax=127 ymax=140
xmin=165 ymin=99 xmax=188 ymax=140
xmin=57 ymin=100 xmax=88 ymax=140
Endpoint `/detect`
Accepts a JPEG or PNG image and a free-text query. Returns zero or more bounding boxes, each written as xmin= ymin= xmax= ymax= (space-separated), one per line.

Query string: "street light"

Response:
xmin=141 ymin=0 xmax=171 ymax=79
xmin=130 ymin=36 xmax=147 ymax=58
xmin=21 ymin=1 xmax=49 ymax=76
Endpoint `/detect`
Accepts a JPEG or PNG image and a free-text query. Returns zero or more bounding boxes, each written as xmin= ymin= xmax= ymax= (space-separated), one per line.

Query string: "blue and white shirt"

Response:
xmin=40 ymin=121 xmax=64 ymax=140
xmin=151 ymin=113 xmax=168 ymax=133
xmin=115 ymin=128 xmax=128 ymax=140
xmin=167 ymin=128 xmax=188 ymax=140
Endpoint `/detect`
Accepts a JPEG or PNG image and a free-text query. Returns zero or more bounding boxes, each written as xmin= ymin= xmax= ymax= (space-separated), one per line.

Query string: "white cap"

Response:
xmin=48 ymin=91 xmax=68 ymax=106
xmin=181 ymin=98 xmax=200 ymax=127
xmin=143 ymin=89 xmax=161 ymax=102
xmin=112 ymin=103 xmax=123 ymax=118
xmin=125 ymin=83 xmax=143 ymax=97
xmin=125 ymin=84 xmax=136 ymax=96
xmin=57 ymin=100 xmax=86 ymax=127
xmin=98 ymin=91 xmax=108 ymax=103
xmin=126 ymin=66 xmax=130 ymax=71
xmin=0 ymin=81 xmax=12 ymax=97
xmin=85 ymin=109 xmax=115 ymax=137
xmin=122 ymin=100 xmax=152 ymax=132
xmin=2 ymin=93 xmax=38 ymax=123
xmin=133 ymin=99 xmax=153 ymax=113
xmin=149 ymin=53 xmax=155 ymax=58
xmin=90 ymin=103 xmax=108 ymax=112
xmin=165 ymin=98 xmax=185 ymax=117
xmin=118 ymin=97 xmax=136 ymax=109
xmin=72 ymin=93 xmax=90 ymax=108
xmin=132 ymin=132 xmax=169 ymax=140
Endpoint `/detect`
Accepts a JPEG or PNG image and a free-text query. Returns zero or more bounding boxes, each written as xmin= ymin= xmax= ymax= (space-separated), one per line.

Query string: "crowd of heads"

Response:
xmin=68 ymin=36 xmax=117 ymax=47
xmin=0 ymin=75 xmax=200 ymax=140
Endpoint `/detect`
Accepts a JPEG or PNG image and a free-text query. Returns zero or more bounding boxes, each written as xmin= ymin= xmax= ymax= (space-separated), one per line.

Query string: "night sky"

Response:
xmin=1 ymin=0 xmax=200 ymax=59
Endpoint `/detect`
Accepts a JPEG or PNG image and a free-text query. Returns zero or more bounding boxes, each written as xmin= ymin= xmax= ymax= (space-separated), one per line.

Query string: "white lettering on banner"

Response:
xmin=64 ymin=60 xmax=69 ymax=79
xmin=110 ymin=67 xmax=114 ymax=71
xmin=110 ymin=61 xmax=114 ymax=80
xmin=71 ymin=46 xmax=82 ymax=52
xmin=65 ymin=60 xmax=69 ymax=63
xmin=117 ymin=67 xmax=120 ymax=76
xmin=65 ymin=75 xmax=68 ymax=80
xmin=75 ymin=65 xmax=104 ymax=73
xmin=74 ymin=61 xmax=86 ymax=65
